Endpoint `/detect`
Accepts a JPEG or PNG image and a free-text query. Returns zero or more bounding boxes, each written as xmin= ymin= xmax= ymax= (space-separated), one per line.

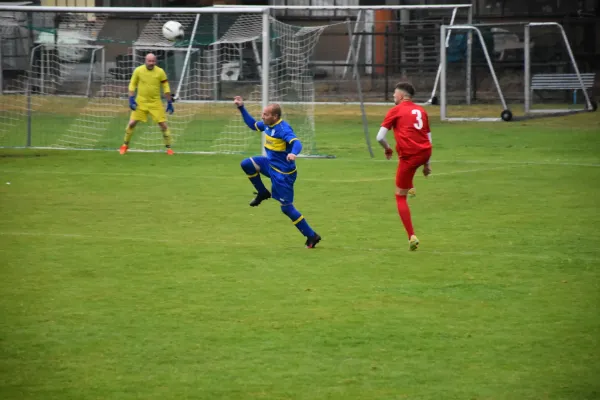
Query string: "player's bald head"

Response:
xmin=261 ymin=103 xmax=282 ymax=126
xmin=145 ymin=53 xmax=157 ymax=69
xmin=267 ymin=103 xmax=282 ymax=119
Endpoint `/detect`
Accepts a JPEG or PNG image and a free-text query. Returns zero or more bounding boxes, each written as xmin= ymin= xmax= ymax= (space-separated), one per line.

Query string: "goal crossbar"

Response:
xmin=0 ymin=5 xmax=269 ymax=14
xmin=215 ymin=4 xmax=472 ymax=10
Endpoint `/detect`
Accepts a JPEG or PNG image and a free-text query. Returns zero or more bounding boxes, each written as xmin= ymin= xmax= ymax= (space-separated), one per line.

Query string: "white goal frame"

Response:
xmin=0 ymin=4 xmax=272 ymax=153
xmin=524 ymin=22 xmax=595 ymax=116
xmin=439 ymin=21 xmax=596 ymax=122
xmin=440 ymin=24 xmax=512 ymax=122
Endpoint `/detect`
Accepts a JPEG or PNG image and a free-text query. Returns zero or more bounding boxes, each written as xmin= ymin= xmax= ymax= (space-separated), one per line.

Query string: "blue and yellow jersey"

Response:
xmin=129 ymin=65 xmax=170 ymax=104
xmin=237 ymin=105 xmax=303 ymax=173
xmin=253 ymin=119 xmax=299 ymax=174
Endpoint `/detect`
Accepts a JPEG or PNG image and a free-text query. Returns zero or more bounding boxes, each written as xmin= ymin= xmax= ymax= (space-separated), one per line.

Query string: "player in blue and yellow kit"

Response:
xmin=234 ymin=96 xmax=322 ymax=248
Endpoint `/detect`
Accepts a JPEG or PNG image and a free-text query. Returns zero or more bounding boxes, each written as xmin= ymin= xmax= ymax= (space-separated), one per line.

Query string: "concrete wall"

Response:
xmin=98 ymin=17 xmax=149 ymax=63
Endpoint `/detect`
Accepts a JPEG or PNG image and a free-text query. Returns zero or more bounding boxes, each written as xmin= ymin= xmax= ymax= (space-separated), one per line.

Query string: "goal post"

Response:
xmin=440 ymin=24 xmax=513 ymax=122
xmin=173 ymin=13 xmax=201 ymax=102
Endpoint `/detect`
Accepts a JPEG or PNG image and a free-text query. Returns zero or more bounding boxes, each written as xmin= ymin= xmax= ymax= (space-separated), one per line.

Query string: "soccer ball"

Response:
xmin=162 ymin=21 xmax=184 ymax=41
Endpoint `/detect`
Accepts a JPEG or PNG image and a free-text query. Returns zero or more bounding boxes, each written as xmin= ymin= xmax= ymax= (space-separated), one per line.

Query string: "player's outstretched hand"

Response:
xmin=166 ymin=100 xmax=174 ymax=114
xmin=384 ymin=147 xmax=393 ymax=160
xmin=129 ymin=96 xmax=137 ymax=111
xmin=233 ymin=96 xmax=244 ymax=107
xmin=423 ymin=164 xmax=431 ymax=177
xmin=287 ymin=154 xmax=296 ymax=162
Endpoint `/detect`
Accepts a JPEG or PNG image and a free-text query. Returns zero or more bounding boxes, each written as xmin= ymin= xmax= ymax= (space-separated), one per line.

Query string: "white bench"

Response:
xmin=531 ymin=73 xmax=596 ymax=110
xmin=531 ymin=73 xmax=596 ymax=92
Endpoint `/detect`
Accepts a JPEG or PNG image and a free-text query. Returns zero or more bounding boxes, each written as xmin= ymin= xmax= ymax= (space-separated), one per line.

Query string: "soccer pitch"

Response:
xmin=1 ymin=105 xmax=599 ymax=399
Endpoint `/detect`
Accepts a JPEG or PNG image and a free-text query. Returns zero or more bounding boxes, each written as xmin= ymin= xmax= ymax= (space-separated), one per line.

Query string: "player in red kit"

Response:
xmin=376 ymin=82 xmax=432 ymax=251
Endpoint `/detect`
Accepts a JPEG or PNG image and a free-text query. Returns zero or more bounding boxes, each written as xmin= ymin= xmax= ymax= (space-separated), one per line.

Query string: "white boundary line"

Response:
xmin=2 ymin=231 xmax=595 ymax=262
xmin=0 ymin=165 xmax=517 ymax=182
xmin=0 ymin=169 xmax=171 ymax=178
xmin=2 ymin=149 xmax=598 ymax=168
xmin=323 ymin=158 xmax=600 ymax=167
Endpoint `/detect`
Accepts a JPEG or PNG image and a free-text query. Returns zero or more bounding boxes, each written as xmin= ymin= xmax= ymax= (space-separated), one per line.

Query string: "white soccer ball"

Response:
xmin=162 ymin=21 xmax=184 ymax=41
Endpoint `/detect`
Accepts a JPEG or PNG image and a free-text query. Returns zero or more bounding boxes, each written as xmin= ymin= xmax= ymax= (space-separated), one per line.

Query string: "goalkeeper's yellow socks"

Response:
xmin=162 ymin=129 xmax=172 ymax=147
xmin=123 ymin=126 xmax=134 ymax=144
xmin=120 ymin=126 xmax=135 ymax=154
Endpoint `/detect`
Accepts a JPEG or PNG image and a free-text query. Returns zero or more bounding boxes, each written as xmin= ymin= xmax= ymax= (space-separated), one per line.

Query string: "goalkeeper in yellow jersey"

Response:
xmin=120 ymin=53 xmax=175 ymax=155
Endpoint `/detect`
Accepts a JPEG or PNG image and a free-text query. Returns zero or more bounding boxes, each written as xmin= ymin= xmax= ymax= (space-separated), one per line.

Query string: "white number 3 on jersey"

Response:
xmin=412 ymin=109 xmax=423 ymax=130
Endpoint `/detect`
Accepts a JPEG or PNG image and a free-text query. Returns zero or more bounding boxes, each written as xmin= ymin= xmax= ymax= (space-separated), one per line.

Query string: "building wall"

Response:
xmin=98 ymin=17 xmax=148 ymax=63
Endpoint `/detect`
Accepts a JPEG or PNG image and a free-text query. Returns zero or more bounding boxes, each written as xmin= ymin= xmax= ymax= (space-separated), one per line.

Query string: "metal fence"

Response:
xmin=307 ymin=17 xmax=597 ymax=104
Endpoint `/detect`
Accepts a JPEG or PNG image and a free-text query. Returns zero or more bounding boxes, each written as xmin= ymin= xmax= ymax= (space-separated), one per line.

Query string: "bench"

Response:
xmin=531 ymin=73 xmax=596 ymax=91
xmin=531 ymin=73 xmax=596 ymax=109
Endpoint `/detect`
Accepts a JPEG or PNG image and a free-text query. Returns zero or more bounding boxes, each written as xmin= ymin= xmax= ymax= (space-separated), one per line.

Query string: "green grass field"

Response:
xmin=1 ymin=105 xmax=599 ymax=400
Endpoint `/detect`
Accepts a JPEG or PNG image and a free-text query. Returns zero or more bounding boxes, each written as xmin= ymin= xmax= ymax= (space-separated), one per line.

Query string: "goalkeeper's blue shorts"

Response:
xmin=252 ymin=156 xmax=297 ymax=204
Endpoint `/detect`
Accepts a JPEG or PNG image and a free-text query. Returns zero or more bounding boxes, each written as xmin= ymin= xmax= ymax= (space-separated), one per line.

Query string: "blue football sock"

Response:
xmin=240 ymin=158 xmax=268 ymax=194
xmin=281 ymin=204 xmax=316 ymax=237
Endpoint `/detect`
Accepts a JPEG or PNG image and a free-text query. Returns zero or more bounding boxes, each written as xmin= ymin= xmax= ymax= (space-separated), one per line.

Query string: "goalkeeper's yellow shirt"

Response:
xmin=128 ymin=65 xmax=170 ymax=104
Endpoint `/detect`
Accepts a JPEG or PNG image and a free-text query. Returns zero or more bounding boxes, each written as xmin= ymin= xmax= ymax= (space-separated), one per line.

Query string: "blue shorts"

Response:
xmin=251 ymin=156 xmax=297 ymax=204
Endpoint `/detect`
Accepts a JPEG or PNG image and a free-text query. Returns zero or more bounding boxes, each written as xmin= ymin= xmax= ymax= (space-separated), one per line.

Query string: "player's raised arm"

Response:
xmin=234 ymin=96 xmax=265 ymax=131
xmin=128 ymin=67 xmax=139 ymax=111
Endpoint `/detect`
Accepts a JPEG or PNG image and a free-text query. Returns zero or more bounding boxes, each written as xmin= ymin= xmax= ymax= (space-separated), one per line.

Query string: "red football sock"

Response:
xmin=395 ymin=194 xmax=415 ymax=239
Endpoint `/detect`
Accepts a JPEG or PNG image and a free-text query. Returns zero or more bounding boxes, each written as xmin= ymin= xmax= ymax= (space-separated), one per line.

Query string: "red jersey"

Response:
xmin=381 ymin=101 xmax=432 ymax=157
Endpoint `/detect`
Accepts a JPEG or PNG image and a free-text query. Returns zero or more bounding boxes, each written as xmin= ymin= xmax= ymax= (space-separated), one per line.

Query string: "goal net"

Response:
xmin=0 ymin=6 xmax=330 ymax=155
xmin=0 ymin=10 xmax=106 ymax=147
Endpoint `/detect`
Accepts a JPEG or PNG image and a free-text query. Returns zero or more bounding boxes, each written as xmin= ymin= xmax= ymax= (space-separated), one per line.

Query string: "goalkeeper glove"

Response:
xmin=384 ymin=147 xmax=393 ymax=160
xmin=128 ymin=96 xmax=137 ymax=111
xmin=166 ymin=100 xmax=174 ymax=114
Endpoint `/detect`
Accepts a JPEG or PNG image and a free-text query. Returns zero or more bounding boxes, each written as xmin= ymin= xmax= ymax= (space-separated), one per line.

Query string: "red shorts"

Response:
xmin=396 ymin=148 xmax=432 ymax=189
